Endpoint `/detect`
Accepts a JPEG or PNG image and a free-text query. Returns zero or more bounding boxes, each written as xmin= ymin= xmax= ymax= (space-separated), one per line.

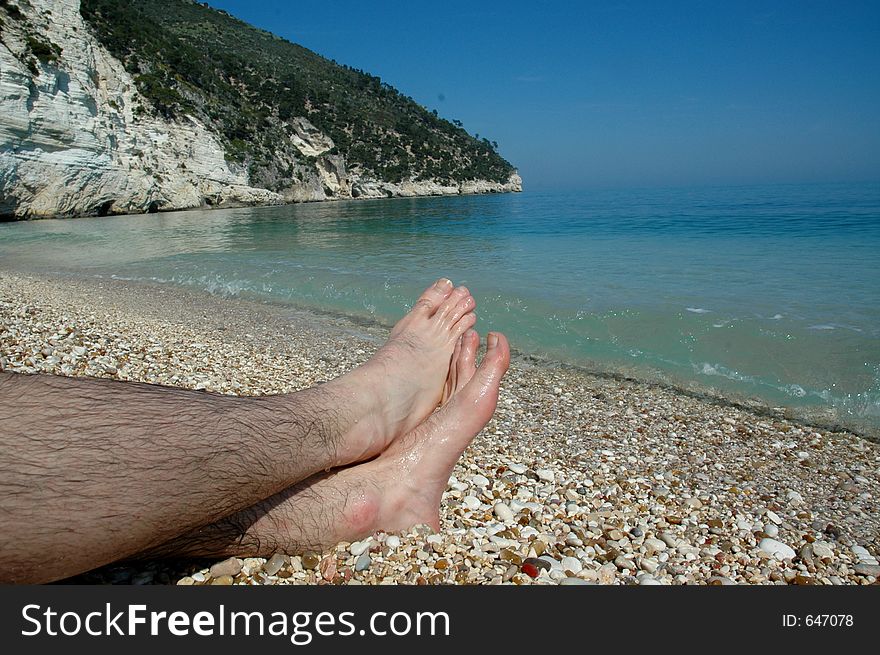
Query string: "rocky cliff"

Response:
xmin=0 ymin=0 xmax=521 ymax=220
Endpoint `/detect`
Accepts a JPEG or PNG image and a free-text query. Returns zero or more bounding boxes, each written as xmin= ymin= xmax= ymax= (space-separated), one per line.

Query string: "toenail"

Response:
xmin=436 ymin=278 xmax=453 ymax=289
xmin=488 ymin=333 xmax=498 ymax=349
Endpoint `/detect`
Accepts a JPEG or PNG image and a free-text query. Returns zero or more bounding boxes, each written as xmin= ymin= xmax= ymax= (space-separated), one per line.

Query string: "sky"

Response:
xmin=207 ymin=0 xmax=880 ymax=190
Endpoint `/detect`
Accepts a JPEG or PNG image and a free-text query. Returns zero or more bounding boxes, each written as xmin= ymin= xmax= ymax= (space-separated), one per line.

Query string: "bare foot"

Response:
xmin=328 ymin=278 xmax=478 ymax=466
xmin=145 ymin=331 xmax=509 ymax=559
xmin=363 ymin=331 xmax=509 ymax=531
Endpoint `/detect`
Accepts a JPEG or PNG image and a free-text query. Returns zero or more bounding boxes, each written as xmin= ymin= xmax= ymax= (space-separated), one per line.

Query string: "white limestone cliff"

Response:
xmin=0 ymin=0 xmax=521 ymax=220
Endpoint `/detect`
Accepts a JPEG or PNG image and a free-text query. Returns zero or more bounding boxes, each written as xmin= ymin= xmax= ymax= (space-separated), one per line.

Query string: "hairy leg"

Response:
xmin=0 ymin=279 xmax=474 ymax=583
xmin=144 ymin=331 xmax=507 ymax=559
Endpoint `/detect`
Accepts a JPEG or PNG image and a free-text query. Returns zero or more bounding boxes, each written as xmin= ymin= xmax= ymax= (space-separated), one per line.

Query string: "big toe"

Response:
xmin=412 ymin=278 xmax=454 ymax=316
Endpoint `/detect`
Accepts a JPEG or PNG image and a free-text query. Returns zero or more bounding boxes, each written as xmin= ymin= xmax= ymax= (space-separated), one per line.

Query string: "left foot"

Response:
xmin=326 ymin=278 xmax=478 ymax=466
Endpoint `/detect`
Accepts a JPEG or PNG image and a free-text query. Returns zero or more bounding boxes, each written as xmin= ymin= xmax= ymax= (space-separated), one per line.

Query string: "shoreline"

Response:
xmin=1 ymin=270 xmax=878 ymax=585
xmin=0 ymin=182 xmax=523 ymax=223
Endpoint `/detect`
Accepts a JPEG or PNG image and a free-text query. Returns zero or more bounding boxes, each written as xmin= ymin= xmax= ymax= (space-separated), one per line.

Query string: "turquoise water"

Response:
xmin=2 ymin=183 xmax=879 ymax=432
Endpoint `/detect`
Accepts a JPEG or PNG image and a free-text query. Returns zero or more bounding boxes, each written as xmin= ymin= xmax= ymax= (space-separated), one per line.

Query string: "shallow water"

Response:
xmin=2 ymin=182 xmax=879 ymax=432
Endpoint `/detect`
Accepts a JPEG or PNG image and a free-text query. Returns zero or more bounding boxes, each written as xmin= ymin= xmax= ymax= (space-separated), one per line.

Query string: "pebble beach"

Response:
xmin=1 ymin=270 xmax=878 ymax=586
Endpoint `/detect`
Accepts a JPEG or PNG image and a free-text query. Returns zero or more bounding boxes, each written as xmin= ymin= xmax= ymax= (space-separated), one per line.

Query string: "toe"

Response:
xmin=449 ymin=311 xmax=477 ymax=341
xmin=470 ymin=332 xmax=510 ymax=395
xmin=454 ymin=329 xmax=479 ymax=391
xmin=412 ymin=278 xmax=454 ymax=316
xmin=435 ymin=286 xmax=472 ymax=324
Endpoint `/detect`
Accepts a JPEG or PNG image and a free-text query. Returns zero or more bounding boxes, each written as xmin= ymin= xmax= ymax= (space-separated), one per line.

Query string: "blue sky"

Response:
xmin=207 ymin=0 xmax=880 ymax=190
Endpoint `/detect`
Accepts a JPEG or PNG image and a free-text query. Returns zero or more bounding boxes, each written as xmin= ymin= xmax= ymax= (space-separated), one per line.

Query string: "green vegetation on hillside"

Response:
xmin=79 ymin=0 xmax=515 ymax=187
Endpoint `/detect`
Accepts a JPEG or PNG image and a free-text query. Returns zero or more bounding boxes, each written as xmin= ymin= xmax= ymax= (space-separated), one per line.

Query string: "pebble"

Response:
xmin=524 ymin=557 xmax=550 ymax=572
xmin=349 ymin=539 xmax=371 ymax=556
xmin=764 ymin=523 xmax=779 ymax=538
xmin=493 ymin=502 xmax=514 ymax=522
xmin=766 ymin=510 xmax=782 ymax=525
xmin=209 ymin=557 xmax=242 ymax=578
xmin=301 ymin=552 xmax=320 ymax=570
xmin=521 ymin=563 xmax=540 ymax=578
xmin=853 ymin=563 xmax=880 ymax=577
xmin=535 ymin=469 xmax=555 ymax=483
xmin=470 ymin=474 xmax=490 ymax=487
xmin=385 ymin=535 xmax=401 ymax=550
xmin=598 ymin=563 xmax=617 ymax=585
xmin=561 ymin=556 xmax=583 ymax=574
xmin=637 ymin=574 xmax=663 ymax=585
xmin=263 ymin=553 xmax=287 ymax=576
xmin=559 ymin=577 xmax=593 ymax=585
xmin=759 ymin=538 xmax=796 ymax=560
xmin=708 ymin=576 xmax=736 ymax=586
xmin=355 ymin=552 xmax=372 ymax=572
xmin=211 ymin=575 xmax=234 ymax=585
xmin=810 ymin=541 xmax=833 ymax=559
xmin=462 ymin=495 xmax=481 ymax=510
xmin=508 ymin=463 xmax=527 ymax=474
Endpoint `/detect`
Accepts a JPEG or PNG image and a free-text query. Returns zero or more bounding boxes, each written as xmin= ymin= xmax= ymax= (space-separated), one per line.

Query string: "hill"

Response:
xmin=0 ymin=0 xmax=520 ymax=219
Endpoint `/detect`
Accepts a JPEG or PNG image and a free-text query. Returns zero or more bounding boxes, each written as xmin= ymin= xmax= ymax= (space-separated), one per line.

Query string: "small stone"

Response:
xmin=708 ymin=576 xmax=736 ymax=586
xmin=470 ymin=474 xmax=490 ymax=487
xmin=759 ymin=538 xmax=796 ymax=560
xmin=854 ymin=563 xmax=880 ymax=577
xmin=524 ymin=557 xmax=550 ymax=572
xmin=536 ymin=468 xmax=555 ymax=483
xmin=766 ymin=510 xmax=782 ymax=524
xmin=810 ymin=541 xmax=833 ymax=559
xmin=598 ymin=563 xmax=617 ymax=585
xmin=494 ymin=502 xmax=515 ymax=522
xmin=209 ymin=557 xmax=242 ymax=578
xmin=614 ymin=555 xmax=634 ymax=571
xmin=559 ymin=577 xmax=593 ymax=585
xmin=319 ymin=556 xmax=337 ymax=581
xmin=508 ymin=463 xmax=527 ymax=474
xmin=637 ymin=574 xmax=663 ymax=585
xmin=462 ymin=495 xmax=481 ymax=510
xmin=349 ymin=539 xmax=371 ymax=556
xmin=764 ymin=523 xmax=779 ymax=538
xmin=852 ymin=545 xmax=877 ymax=563
xmin=644 ymin=538 xmax=667 ymax=553
xmin=355 ymin=552 xmax=371 ymax=572
xmin=302 ymin=551 xmax=320 ymax=570
xmin=521 ymin=563 xmax=540 ymax=578
xmin=659 ymin=533 xmax=678 ymax=548
xmin=211 ymin=575 xmax=234 ymax=585
xmin=561 ymin=556 xmax=583 ymax=574
xmin=385 ymin=535 xmax=401 ymax=549
xmin=263 ymin=553 xmax=287 ymax=576
xmin=176 ymin=576 xmax=195 ymax=586
xmin=630 ymin=526 xmax=644 ymax=538
xmin=500 ymin=549 xmax=523 ymax=566
xmin=684 ymin=497 xmax=702 ymax=509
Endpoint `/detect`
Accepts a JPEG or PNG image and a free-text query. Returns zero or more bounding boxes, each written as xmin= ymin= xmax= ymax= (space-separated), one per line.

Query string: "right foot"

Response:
xmin=328 ymin=278 xmax=478 ymax=466
xmin=357 ymin=331 xmax=510 ymax=533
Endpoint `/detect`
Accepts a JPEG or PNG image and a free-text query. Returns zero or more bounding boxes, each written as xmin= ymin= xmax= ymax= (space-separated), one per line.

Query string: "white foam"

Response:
xmin=686 ymin=307 xmax=711 ymax=314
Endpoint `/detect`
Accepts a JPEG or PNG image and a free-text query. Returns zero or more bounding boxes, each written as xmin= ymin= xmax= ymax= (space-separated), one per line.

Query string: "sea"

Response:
xmin=2 ymin=182 xmax=878 ymax=434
